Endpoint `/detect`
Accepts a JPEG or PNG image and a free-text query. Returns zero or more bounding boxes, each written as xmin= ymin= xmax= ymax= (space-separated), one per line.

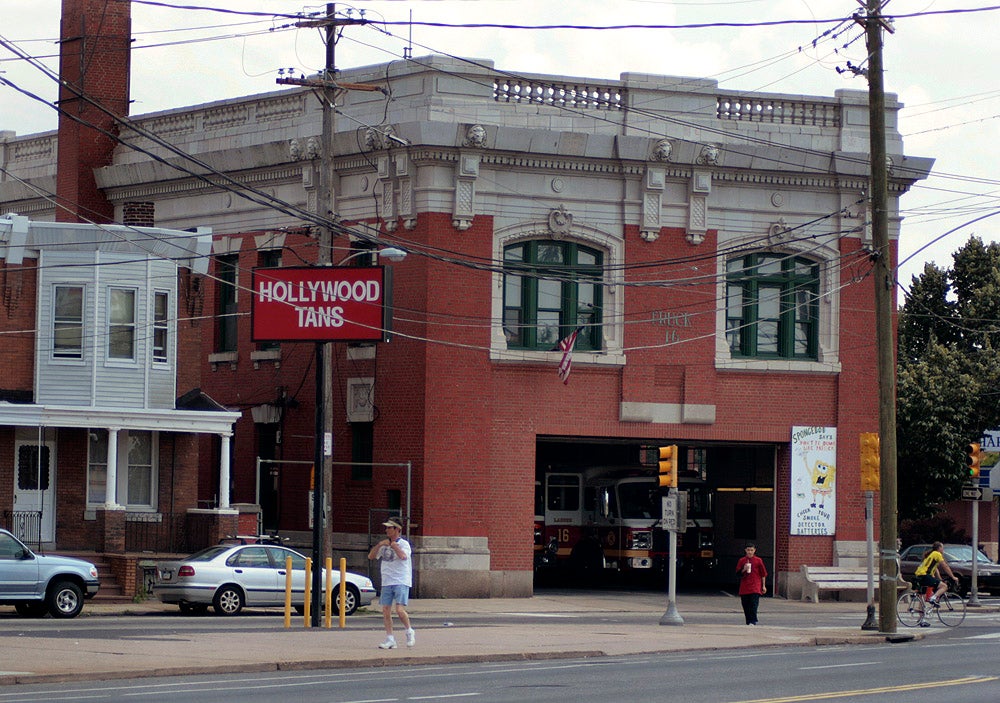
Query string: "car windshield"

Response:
xmin=943 ymin=545 xmax=992 ymax=563
xmin=617 ymin=481 xmax=658 ymax=520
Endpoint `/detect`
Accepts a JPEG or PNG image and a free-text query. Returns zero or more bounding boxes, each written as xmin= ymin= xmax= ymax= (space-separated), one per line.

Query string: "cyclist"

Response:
xmin=914 ymin=541 xmax=959 ymax=623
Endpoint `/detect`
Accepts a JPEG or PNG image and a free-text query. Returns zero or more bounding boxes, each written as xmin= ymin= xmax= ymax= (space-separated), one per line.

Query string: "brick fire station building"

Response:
xmin=0 ymin=1 xmax=947 ymax=599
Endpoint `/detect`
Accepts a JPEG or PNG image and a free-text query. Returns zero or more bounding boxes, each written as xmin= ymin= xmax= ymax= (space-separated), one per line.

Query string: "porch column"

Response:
xmin=218 ymin=432 xmax=232 ymax=509
xmin=104 ymin=427 xmax=121 ymax=508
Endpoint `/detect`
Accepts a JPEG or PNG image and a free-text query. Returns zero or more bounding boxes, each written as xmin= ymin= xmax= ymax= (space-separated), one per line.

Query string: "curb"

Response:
xmin=0 ymin=633 xmax=926 ymax=687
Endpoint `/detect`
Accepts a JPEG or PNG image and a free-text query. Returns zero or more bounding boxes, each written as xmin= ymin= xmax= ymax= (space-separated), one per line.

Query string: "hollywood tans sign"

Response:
xmin=251 ymin=266 xmax=390 ymax=342
xmin=790 ymin=426 xmax=837 ymax=536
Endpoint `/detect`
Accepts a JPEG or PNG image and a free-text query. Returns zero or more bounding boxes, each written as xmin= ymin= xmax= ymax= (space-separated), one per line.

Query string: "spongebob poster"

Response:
xmin=791 ymin=426 xmax=836 ymax=535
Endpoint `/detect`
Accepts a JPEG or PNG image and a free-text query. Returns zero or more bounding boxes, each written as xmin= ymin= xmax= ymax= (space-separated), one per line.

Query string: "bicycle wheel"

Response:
xmin=935 ymin=592 xmax=966 ymax=627
xmin=897 ymin=591 xmax=926 ymax=627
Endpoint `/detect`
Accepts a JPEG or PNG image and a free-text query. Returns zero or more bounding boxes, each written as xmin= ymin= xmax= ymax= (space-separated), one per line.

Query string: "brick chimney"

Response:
xmin=55 ymin=0 xmax=132 ymax=223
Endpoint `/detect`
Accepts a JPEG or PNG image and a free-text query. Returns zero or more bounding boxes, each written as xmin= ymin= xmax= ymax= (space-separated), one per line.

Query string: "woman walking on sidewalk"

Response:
xmin=736 ymin=543 xmax=768 ymax=625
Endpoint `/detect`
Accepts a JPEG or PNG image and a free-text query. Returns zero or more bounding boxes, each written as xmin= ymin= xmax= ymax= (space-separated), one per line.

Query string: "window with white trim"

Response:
xmin=85 ymin=429 xmax=158 ymax=509
xmin=53 ymin=285 xmax=84 ymax=359
xmin=152 ymin=291 xmax=169 ymax=363
xmin=109 ymin=288 xmax=137 ymax=360
xmin=87 ymin=431 xmax=108 ymax=504
xmin=502 ymin=241 xmax=602 ymax=351
xmin=127 ymin=432 xmax=154 ymax=506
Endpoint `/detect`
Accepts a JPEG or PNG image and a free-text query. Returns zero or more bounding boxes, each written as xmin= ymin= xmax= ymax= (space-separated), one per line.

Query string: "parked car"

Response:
xmin=0 ymin=528 xmax=100 ymax=618
xmin=899 ymin=543 xmax=1000 ymax=596
xmin=153 ymin=543 xmax=376 ymax=616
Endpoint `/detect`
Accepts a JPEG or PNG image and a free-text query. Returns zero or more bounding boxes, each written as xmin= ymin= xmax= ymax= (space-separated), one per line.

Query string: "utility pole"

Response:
xmin=861 ymin=0 xmax=898 ymax=634
xmin=280 ymin=3 xmax=367 ymax=627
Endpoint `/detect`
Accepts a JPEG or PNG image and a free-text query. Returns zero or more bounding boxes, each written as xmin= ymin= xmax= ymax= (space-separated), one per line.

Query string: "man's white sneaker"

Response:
xmin=378 ymin=636 xmax=397 ymax=649
xmin=405 ymin=628 xmax=416 ymax=647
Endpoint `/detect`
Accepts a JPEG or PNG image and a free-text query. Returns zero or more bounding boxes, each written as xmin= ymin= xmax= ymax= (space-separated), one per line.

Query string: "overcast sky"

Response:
xmin=2 ymin=0 xmax=998 ymax=301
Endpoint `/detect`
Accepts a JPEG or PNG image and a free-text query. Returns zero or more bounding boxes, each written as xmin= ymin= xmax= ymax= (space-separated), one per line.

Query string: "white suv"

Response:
xmin=0 ymin=528 xmax=100 ymax=618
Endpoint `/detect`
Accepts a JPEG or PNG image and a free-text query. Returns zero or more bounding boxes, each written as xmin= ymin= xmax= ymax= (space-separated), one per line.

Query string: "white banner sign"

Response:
xmin=791 ymin=426 xmax=837 ymax=536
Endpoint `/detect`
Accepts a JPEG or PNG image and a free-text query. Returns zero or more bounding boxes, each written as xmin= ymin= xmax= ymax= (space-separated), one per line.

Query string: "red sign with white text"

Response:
xmin=251 ymin=266 xmax=389 ymax=342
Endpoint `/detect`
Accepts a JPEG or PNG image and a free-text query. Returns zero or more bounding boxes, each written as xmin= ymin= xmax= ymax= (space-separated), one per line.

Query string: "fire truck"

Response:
xmin=534 ymin=466 xmax=717 ymax=581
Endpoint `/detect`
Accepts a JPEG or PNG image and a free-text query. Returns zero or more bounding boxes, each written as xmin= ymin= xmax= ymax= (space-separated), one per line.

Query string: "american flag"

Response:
xmin=557 ymin=327 xmax=582 ymax=384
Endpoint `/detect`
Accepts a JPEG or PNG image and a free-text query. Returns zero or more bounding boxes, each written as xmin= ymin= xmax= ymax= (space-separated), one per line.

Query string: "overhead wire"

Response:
xmin=0 ymin=3 xmax=929 ymax=354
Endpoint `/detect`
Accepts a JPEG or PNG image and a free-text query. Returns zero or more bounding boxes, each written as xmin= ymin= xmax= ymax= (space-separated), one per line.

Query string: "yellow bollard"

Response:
xmin=303 ymin=557 xmax=312 ymax=627
xmin=339 ymin=557 xmax=347 ymax=629
xmin=324 ymin=557 xmax=333 ymax=629
xmin=283 ymin=555 xmax=293 ymax=629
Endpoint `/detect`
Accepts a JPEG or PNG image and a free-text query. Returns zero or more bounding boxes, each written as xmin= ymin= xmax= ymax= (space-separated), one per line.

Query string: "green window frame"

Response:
xmin=256 ymin=250 xmax=281 ymax=352
xmin=503 ymin=241 xmax=603 ymax=351
xmin=726 ymin=253 xmax=819 ymax=360
xmin=216 ymin=254 xmax=239 ymax=353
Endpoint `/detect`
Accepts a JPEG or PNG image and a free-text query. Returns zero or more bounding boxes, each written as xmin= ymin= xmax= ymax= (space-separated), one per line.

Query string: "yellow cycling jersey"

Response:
xmin=915 ymin=550 xmax=944 ymax=577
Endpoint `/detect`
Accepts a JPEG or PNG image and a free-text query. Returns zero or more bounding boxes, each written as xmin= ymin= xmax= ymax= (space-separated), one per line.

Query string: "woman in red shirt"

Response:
xmin=736 ymin=543 xmax=768 ymax=625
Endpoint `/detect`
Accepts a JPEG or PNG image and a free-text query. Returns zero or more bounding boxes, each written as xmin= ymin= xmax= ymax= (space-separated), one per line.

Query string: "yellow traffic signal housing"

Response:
xmin=859 ymin=432 xmax=880 ymax=491
xmin=967 ymin=442 xmax=982 ymax=479
xmin=658 ymin=445 xmax=678 ymax=489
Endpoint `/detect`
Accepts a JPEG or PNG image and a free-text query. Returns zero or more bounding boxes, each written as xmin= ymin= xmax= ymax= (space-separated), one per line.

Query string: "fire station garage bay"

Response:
xmin=535 ymin=438 xmax=775 ymax=589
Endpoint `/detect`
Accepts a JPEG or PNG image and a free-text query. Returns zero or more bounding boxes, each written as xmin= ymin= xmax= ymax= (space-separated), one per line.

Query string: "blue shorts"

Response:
xmin=379 ymin=584 xmax=410 ymax=607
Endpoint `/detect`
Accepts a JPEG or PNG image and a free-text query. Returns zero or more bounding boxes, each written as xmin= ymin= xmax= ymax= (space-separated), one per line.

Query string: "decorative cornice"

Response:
xmin=101 ymin=166 xmax=303 ymax=202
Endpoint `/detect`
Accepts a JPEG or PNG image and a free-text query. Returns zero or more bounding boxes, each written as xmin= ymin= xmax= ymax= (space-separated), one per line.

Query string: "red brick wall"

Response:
xmin=0 ymin=429 xmax=13 ymax=517
xmin=0 ymin=261 xmax=37 ymax=394
xmin=56 ymin=0 xmax=132 ymax=224
xmin=190 ymin=209 xmax=886 ymax=580
xmin=55 ymin=428 xmax=98 ymax=549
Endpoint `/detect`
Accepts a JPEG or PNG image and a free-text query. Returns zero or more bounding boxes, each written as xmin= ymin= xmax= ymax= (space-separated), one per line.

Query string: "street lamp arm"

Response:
xmin=336 ymin=246 xmax=408 ymax=266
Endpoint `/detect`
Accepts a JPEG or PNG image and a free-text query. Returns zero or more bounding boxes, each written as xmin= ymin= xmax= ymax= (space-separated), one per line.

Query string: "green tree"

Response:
xmin=897 ymin=236 xmax=1000 ymax=519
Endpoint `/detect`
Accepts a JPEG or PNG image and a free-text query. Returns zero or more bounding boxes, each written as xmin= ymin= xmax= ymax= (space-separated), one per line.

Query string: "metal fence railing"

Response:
xmin=2 ymin=511 xmax=42 ymax=548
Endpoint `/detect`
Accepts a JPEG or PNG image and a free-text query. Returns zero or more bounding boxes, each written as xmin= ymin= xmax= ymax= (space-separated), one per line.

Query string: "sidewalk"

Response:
xmin=0 ymin=592 xmax=924 ymax=685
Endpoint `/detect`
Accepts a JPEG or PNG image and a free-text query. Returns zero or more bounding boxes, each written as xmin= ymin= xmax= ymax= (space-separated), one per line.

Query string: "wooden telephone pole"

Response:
xmin=861 ymin=0 xmax=899 ymax=634
xmin=279 ymin=3 xmax=369 ymax=627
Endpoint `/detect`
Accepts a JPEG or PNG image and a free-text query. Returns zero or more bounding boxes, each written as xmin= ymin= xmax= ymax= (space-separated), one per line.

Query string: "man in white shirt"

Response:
xmin=367 ymin=516 xmax=415 ymax=649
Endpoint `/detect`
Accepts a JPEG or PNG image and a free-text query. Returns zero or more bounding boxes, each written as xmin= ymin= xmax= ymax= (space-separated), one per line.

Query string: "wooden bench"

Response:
xmin=800 ymin=564 xmax=908 ymax=602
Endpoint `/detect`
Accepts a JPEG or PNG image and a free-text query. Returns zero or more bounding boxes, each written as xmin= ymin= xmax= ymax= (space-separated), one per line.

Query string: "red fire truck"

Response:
xmin=534 ymin=466 xmax=717 ymax=581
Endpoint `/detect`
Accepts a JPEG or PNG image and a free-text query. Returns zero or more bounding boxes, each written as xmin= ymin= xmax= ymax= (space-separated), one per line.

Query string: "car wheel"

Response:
xmin=47 ymin=580 xmax=84 ymax=619
xmin=333 ymin=584 xmax=360 ymax=616
xmin=15 ymin=602 xmax=48 ymax=618
xmin=213 ymin=585 xmax=245 ymax=616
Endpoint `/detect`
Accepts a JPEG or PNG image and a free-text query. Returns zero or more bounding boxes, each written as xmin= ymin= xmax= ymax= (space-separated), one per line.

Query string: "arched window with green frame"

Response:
xmin=726 ymin=253 xmax=819 ymax=359
xmin=503 ymin=240 xmax=603 ymax=351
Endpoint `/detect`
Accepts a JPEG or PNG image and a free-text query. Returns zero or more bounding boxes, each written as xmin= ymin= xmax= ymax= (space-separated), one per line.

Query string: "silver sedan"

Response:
xmin=153 ymin=544 xmax=375 ymax=616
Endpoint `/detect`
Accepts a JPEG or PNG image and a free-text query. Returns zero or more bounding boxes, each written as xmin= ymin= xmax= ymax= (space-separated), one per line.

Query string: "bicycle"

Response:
xmin=897 ymin=578 xmax=966 ymax=628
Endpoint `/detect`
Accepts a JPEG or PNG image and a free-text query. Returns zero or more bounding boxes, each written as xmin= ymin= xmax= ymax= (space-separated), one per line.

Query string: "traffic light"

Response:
xmin=859 ymin=432 xmax=880 ymax=491
xmin=658 ymin=445 xmax=678 ymax=489
xmin=967 ymin=442 xmax=982 ymax=479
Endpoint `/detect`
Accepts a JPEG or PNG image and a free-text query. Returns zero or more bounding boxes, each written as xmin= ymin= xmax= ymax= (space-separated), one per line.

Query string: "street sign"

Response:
xmin=661 ymin=491 xmax=688 ymax=532
xmin=251 ymin=266 xmax=390 ymax=342
xmin=961 ymin=486 xmax=985 ymax=501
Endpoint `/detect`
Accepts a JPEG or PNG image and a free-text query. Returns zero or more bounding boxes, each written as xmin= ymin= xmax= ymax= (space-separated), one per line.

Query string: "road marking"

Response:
xmin=725 ymin=675 xmax=997 ymax=702
xmin=798 ymin=662 xmax=879 ymax=670
xmin=408 ymin=695 xmax=481 ymax=701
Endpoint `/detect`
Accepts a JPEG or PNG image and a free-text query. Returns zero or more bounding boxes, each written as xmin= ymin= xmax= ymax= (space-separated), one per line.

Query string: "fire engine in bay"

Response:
xmin=534 ymin=466 xmax=717 ymax=582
